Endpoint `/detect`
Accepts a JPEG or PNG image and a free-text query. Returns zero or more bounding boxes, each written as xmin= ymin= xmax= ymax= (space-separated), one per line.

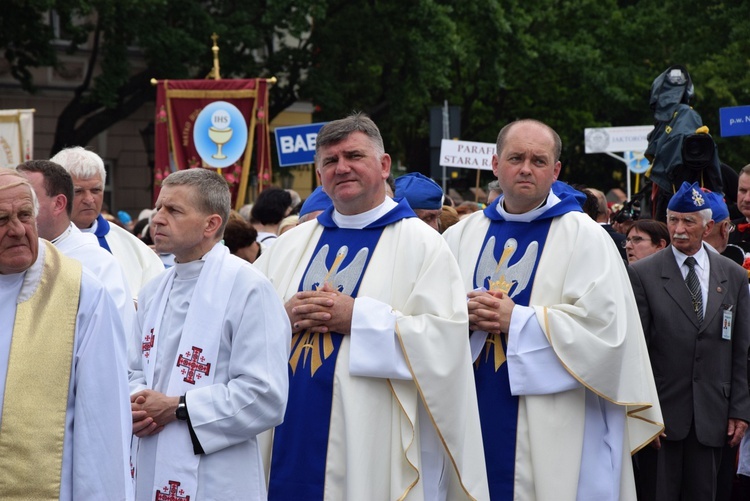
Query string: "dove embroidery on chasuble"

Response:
xmin=471 ymin=214 xmax=553 ymax=499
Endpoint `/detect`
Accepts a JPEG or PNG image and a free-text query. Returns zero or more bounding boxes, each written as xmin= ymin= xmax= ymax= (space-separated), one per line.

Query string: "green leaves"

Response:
xmin=2 ymin=0 xmax=749 ymax=182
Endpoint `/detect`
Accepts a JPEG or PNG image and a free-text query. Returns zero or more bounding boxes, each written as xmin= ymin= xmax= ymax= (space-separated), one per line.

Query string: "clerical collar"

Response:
xmin=50 ymin=222 xmax=75 ymax=245
xmin=173 ymin=257 xmax=205 ymax=279
xmin=496 ymin=190 xmax=561 ymax=223
xmin=332 ymin=197 xmax=397 ymax=229
xmin=172 ymin=242 xmax=223 ymax=277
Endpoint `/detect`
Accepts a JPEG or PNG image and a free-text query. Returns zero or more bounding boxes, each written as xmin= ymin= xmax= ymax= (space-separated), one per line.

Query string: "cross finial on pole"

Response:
xmin=208 ymin=33 xmax=221 ymax=80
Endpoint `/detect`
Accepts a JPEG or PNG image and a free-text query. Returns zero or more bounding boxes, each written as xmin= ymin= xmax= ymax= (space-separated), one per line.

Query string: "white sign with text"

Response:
xmin=584 ymin=125 xmax=653 ymax=154
xmin=439 ymin=139 xmax=495 ymax=171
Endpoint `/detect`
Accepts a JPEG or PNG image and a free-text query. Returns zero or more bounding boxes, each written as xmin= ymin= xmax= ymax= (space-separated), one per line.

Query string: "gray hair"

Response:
xmin=0 ymin=167 xmax=38 ymax=217
xmin=667 ymin=208 xmax=713 ymax=226
xmin=496 ymin=119 xmax=562 ymax=162
xmin=315 ymin=112 xmax=385 ymax=164
xmin=50 ymin=146 xmax=107 ymax=185
xmin=161 ymin=169 xmax=231 ymax=237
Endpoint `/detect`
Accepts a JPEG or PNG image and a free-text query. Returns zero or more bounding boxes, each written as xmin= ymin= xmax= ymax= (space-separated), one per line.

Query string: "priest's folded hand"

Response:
xmin=467 ymin=290 xmax=514 ymax=335
xmin=131 ymin=393 xmax=160 ymax=437
xmin=316 ymin=283 xmax=354 ymax=335
xmin=130 ymin=389 xmax=179 ymax=436
xmin=286 ymin=290 xmax=334 ymax=333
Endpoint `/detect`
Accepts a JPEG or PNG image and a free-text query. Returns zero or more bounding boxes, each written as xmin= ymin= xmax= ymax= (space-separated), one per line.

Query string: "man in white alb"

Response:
xmin=16 ymin=159 xmax=135 ymax=334
xmin=51 ymin=146 xmax=164 ymax=296
xmin=0 ymin=167 xmax=132 ymax=500
xmin=129 ymin=168 xmax=290 ymax=500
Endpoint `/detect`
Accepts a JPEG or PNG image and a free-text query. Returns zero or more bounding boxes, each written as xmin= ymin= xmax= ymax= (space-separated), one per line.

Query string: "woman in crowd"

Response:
xmin=623 ymin=219 xmax=669 ymax=264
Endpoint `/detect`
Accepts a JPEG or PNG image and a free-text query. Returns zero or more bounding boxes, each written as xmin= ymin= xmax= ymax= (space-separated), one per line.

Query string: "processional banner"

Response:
xmin=153 ymin=79 xmax=272 ymax=209
xmin=0 ymin=109 xmax=34 ymax=168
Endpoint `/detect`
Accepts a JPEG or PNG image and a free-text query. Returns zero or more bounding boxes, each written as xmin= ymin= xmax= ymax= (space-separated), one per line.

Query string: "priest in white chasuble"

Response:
xmin=128 ymin=168 xmax=290 ymax=501
xmin=443 ymin=119 xmax=663 ymax=501
xmin=0 ymin=168 xmax=132 ymax=500
xmin=255 ymin=113 xmax=489 ymax=501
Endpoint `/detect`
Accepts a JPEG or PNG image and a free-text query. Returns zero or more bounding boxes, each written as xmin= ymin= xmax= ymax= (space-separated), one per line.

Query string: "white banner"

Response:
xmin=584 ymin=125 xmax=653 ymax=154
xmin=0 ymin=109 xmax=34 ymax=168
xmin=439 ymin=139 xmax=495 ymax=171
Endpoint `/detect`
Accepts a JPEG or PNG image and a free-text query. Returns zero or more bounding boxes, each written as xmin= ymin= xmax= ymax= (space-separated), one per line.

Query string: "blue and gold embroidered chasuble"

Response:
xmin=472 ymin=194 xmax=582 ymax=500
xmin=268 ymin=200 xmax=415 ymax=500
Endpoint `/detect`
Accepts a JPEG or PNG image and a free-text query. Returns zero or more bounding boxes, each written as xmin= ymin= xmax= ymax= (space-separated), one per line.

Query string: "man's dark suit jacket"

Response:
xmin=729 ymin=217 xmax=750 ymax=253
xmin=628 ymin=245 xmax=750 ymax=447
xmin=602 ymin=223 xmax=627 ymax=260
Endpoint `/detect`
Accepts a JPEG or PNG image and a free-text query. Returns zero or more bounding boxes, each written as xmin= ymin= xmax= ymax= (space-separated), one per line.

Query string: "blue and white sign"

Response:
xmin=274 ymin=122 xmax=326 ymax=167
xmin=624 ymin=151 xmax=650 ymax=174
xmin=193 ymin=101 xmax=248 ymax=168
xmin=719 ymin=105 xmax=750 ymax=137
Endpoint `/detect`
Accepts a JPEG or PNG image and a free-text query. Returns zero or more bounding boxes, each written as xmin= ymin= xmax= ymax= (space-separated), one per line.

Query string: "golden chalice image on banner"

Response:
xmin=208 ymin=126 xmax=233 ymax=160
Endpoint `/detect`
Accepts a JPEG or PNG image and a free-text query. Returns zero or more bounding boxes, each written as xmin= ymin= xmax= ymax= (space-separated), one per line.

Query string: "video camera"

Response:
xmin=612 ymin=198 xmax=641 ymax=224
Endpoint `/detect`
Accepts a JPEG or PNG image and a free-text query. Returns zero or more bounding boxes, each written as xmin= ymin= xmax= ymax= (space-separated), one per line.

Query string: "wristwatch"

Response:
xmin=175 ymin=395 xmax=188 ymax=421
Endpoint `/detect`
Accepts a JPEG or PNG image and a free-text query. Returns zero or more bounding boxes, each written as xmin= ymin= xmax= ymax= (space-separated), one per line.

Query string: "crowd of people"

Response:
xmin=1 ymin=112 xmax=749 ymax=501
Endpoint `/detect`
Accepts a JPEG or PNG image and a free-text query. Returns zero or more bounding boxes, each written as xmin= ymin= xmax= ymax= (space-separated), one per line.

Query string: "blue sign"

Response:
xmin=193 ymin=101 xmax=248 ymax=168
xmin=274 ymin=122 xmax=327 ymax=167
xmin=624 ymin=151 xmax=650 ymax=174
xmin=719 ymin=105 xmax=750 ymax=137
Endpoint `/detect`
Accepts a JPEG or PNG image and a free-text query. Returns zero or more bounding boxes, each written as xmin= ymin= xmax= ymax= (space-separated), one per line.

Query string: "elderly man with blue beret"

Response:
xmin=629 ymin=181 xmax=750 ymax=501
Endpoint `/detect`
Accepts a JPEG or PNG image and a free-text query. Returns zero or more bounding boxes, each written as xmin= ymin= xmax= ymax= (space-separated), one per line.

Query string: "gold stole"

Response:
xmin=0 ymin=243 xmax=80 ymax=500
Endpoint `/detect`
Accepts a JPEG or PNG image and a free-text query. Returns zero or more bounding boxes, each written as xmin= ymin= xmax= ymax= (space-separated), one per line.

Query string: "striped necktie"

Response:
xmin=684 ymin=256 xmax=703 ymax=323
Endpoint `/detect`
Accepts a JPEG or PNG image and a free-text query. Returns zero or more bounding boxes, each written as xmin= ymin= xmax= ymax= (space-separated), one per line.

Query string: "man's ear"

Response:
xmin=702 ymin=220 xmax=715 ymax=239
xmin=52 ymin=194 xmax=68 ymax=217
xmin=205 ymin=214 xmax=223 ymax=237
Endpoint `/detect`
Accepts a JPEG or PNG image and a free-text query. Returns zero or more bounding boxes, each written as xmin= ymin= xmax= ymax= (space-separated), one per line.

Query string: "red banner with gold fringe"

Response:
xmin=152 ymin=78 xmax=272 ymax=209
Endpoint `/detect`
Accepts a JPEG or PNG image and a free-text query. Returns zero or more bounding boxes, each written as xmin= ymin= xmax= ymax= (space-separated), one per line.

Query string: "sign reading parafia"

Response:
xmin=439 ymin=139 xmax=495 ymax=171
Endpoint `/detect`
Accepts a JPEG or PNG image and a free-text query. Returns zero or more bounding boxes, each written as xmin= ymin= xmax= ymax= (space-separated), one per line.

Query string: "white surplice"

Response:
xmin=129 ymin=242 xmax=290 ymax=501
xmin=255 ymin=199 xmax=490 ymax=501
xmin=0 ymin=241 xmax=133 ymax=501
xmin=54 ymin=222 xmax=136 ymax=338
xmin=443 ymin=193 xmax=664 ymax=501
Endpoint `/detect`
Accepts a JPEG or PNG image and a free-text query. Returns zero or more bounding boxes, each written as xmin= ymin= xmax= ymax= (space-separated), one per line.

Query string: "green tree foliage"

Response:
xmin=2 ymin=0 xmax=749 ymax=191
xmin=1 ymin=0 xmax=322 ymax=155
xmin=303 ymin=0 xmax=457 ymax=170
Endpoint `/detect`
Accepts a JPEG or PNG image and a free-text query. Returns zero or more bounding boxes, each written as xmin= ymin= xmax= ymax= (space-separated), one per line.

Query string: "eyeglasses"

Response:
xmin=726 ymin=222 xmax=736 ymax=234
xmin=622 ymin=236 xmax=647 ymax=247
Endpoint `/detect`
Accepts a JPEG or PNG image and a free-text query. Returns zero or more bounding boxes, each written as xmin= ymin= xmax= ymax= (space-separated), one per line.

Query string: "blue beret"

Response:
xmin=117 ymin=210 xmax=132 ymax=224
xmin=394 ymin=173 xmax=443 ymax=210
xmin=667 ymin=182 xmax=709 ymax=213
xmin=299 ymin=186 xmax=332 ymax=217
xmin=703 ymin=190 xmax=729 ymax=222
